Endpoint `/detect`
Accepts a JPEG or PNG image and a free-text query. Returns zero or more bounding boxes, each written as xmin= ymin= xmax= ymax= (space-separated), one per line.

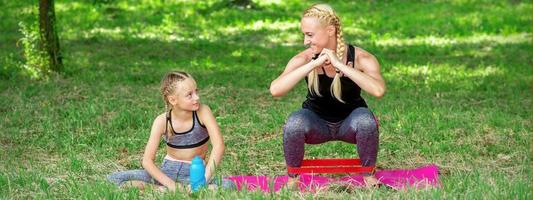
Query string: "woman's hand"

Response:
xmin=269 ymin=48 xmax=333 ymax=97
xmin=309 ymin=52 xmax=329 ymax=68
xmin=322 ymin=48 xmax=343 ymax=70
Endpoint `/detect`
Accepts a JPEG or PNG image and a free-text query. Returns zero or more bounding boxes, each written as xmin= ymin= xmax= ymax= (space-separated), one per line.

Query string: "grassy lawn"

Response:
xmin=1 ymin=0 xmax=531 ymax=199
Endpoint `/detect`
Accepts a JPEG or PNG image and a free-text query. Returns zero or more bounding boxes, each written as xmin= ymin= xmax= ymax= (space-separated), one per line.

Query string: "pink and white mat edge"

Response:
xmin=225 ymin=164 xmax=440 ymax=192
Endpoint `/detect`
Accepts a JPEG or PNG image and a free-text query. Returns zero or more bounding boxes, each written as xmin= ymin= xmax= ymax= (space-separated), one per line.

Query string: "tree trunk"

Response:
xmin=39 ymin=0 xmax=62 ymax=72
xmin=229 ymin=0 xmax=255 ymax=9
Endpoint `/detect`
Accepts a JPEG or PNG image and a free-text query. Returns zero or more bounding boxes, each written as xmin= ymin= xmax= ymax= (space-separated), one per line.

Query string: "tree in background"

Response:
xmin=228 ymin=0 xmax=256 ymax=9
xmin=39 ymin=0 xmax=62 ymax=72
xmin=229 ymin=0 xmax=254 ymax=8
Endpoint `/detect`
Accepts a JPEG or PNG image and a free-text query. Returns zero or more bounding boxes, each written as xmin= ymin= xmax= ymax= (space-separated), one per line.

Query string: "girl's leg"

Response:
xmin=283 ymin=108 xmax=332 ymax=177
xmin=160 ymin=159 xmax=236 ymax=190
xmin=123 ymin=180 xmax=149 ymax=190
xmin=160 ymin=159 xmax=186 ymax=184
xmin=159 ymin=159 xmax=191 ymax=192
xmin=108 ymin=160 xmax=181 ymax=189
xmin=107 ymin=169 xmax=154 ymax=188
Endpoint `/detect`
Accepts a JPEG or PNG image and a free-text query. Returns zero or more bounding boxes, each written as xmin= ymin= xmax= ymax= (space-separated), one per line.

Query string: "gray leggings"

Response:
xmin=283 ymin=107 xmax=379 ymax=176
xmin=107 ymin=159 xmax=235 ymax=189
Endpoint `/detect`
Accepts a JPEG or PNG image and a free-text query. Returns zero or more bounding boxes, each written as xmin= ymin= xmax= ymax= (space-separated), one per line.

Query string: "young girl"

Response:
xmin=108 ymin=71 xmax=234 ymax=191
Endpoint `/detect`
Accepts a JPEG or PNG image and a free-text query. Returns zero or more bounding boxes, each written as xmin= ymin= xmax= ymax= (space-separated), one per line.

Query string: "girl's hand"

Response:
xmin=205 ymin=175 xmax=211 ymax=184
xmin=186 ymin=185 xmax=192 ymax=193
xmin=163 ymin=183 xmax=176 ymax=192
xmin=158 ymin=186 xmax=167 ymax=192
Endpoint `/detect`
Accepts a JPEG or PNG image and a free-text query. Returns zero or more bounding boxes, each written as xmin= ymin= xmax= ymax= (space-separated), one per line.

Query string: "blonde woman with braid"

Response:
xmin=270 ymin=4 xmax=386 ymax=188
xmin=108 ymin=71 xmax=234 ymax=191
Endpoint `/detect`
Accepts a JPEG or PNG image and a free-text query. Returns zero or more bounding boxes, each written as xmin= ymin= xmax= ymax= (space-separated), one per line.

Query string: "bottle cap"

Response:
xmin=192 ymin=156 xmax=203 ymax=165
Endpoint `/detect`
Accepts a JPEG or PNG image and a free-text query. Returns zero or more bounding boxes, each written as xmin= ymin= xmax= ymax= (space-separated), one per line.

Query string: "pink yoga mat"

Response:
xmin=225 ymin=164 xmax=439 ymax=192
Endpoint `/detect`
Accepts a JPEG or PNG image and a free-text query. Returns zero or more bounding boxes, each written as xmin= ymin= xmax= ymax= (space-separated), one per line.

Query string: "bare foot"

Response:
xmin=284 ymin=176 xmax=300 ymax=191
xmin=363 ymin=175 xmax=381 ymax=189
xmin=121 ymin=180 xmax=147 ymax=190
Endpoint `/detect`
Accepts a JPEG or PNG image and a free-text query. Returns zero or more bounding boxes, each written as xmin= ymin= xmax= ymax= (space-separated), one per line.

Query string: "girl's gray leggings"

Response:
xmin=107 ymin=159 xmax=235 ymax=189
xmin=283 ymin=107 xmax=379 ymax=177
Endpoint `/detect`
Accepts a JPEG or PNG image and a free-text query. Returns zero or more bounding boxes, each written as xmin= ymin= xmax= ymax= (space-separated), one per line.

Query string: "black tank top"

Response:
xmin=303 ymin=44 xmax=368 ymax=122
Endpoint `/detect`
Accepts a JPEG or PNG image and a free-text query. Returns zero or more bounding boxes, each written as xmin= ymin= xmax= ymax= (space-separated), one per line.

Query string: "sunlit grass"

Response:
xmin=375 ymin=33 xmax=531 ymax=47
xmin=1 ymin=0 xmax=531 ymax=199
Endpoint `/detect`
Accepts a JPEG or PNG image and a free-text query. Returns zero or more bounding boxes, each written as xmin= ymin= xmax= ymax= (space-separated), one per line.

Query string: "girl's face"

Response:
xmin=169 ymin=78 xmax=200 ymax=111
xmin=301 ymin=16 xmax=334 ymax=54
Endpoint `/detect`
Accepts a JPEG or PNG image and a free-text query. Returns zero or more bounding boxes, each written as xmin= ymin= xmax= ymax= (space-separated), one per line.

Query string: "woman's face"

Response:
xmin=301 ymin=16 xmax=332 ymax=54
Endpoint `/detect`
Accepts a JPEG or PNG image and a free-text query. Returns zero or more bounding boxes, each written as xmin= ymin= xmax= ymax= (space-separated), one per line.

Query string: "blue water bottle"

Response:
xmin=190 ymin=156 xmax=206 ymax=192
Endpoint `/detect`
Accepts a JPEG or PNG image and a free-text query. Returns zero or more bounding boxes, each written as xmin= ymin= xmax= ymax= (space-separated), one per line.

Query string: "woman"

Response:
xmin=269 ymin=3 xmax=386 ymax=188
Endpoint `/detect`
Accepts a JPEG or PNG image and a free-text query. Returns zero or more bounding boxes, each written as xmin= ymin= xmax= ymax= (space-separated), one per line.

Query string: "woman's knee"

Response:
xmin=283 ymin=109 xmax=315 ymax=138
xmin=346 ymin=108 xmax=378 ymax=134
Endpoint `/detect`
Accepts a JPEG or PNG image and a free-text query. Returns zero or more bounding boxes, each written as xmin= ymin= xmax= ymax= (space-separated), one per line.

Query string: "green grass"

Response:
xmin=1 ymin=0 xmax=531 ymax=199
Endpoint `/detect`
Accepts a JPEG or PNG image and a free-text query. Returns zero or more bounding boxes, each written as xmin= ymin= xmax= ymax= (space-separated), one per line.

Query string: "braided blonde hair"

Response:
xmin=303 ymin=3 xmax=346 ymax=103
xmin=160 ymin=71 xmax=192 ymax=137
